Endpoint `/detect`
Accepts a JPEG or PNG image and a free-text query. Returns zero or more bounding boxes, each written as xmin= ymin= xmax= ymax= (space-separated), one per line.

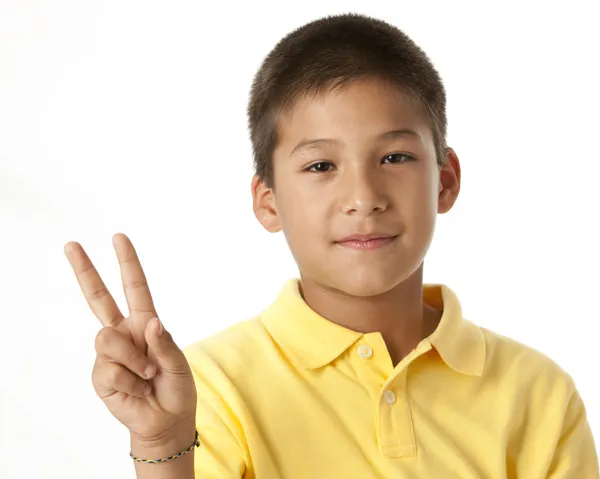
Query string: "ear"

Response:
xmin=251 ymin=175 xmax=282 ymax=233
xmin=437 ymin=147 xmax=461 ymax=214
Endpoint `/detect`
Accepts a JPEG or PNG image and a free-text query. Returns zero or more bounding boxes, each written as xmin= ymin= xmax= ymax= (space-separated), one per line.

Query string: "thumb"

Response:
xmin=145 ymin=317 xmax=189 ymax=374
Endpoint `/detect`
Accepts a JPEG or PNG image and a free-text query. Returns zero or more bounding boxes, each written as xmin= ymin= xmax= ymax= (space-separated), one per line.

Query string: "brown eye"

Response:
xmin=382 ymin=153 xmax=413 ymax=164
xmin=306 ymin=161 xmax=334 ymax=172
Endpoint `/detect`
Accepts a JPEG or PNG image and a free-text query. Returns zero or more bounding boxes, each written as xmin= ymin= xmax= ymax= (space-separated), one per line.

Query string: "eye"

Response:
xmin=305 ymin=161 xmax=335 ymax=173
xmin=382 ymin=153 xmax=414 ymax=164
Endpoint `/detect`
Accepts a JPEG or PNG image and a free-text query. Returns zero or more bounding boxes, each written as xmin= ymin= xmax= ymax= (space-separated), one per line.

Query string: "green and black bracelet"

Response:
xmin=130 ymin=430 xmax=200 ymax=464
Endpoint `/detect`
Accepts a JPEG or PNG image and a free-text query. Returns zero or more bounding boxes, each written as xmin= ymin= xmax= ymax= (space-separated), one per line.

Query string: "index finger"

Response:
xmin=64 ymin=241 xmax=125 ymax=327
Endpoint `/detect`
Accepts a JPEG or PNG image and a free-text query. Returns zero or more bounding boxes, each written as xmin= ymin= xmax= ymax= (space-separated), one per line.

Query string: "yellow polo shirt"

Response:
xmin=182 ymin=279 xmax=599 ymax=478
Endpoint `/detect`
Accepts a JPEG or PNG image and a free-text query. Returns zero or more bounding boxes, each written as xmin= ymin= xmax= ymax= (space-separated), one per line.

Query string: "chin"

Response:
xmin=326 ymin=271 xmax=404 ymax=298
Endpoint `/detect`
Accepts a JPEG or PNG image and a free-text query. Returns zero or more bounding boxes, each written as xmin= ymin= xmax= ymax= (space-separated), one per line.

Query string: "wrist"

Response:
xmin=130 ymin=420 xmax=197 ymax=460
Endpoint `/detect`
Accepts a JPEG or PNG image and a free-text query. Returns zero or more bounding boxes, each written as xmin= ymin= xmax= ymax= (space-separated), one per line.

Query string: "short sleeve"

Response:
xmin=546 ymin=384 xmax=599 ymax=478
xmin=183 ymin=344 xmax=249 ymax=478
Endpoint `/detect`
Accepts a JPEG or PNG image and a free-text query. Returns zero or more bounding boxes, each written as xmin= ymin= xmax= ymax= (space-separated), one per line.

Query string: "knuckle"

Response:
xmin=91 ymin=362 xmax=100 ymax=386
xmin=164 ymin=364 xmax=190 ymax=378
xmin=105 ymin=312 xmax=124 ymax=327
xmin=89 ymin=284 xmax=111 ymax=302
xmin=107 ymin=363 xmax=127 ymax=386
xmin=130 ymin=306 xmax=155 ymax=315
xmin=94 ymin=327 xmax=114 ymax=351
xmin=92 ymin=361 xmax=113 ymax=388
xmin=123 ymin=279 xmax=149 ymax=293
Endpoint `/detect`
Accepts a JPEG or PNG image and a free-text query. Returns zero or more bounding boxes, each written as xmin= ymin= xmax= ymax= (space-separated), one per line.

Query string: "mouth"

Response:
xmin=334 ymin=234 xmax=399 ymax=251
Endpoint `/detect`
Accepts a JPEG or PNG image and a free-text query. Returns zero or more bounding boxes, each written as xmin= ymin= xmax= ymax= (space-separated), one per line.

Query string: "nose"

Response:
xmin=341 ymin=170 xmax=388 ymax=217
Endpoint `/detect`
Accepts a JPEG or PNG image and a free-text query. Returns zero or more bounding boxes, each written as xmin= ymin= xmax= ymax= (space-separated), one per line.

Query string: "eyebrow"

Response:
xmin=289 ymin=128 xmax=421 ymax=157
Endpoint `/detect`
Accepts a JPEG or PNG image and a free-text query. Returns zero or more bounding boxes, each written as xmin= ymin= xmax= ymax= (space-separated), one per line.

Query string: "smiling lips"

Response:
xmin=335 ymin=234 xmax=399 ymax=250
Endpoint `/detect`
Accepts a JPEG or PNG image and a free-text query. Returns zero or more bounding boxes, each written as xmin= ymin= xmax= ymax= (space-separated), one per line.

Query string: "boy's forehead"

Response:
xmin=276 ymin=80 xmax=431 ymax=149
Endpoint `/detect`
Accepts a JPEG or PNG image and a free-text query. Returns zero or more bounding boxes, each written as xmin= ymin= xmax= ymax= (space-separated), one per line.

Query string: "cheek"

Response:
xmin=283 ymin=209 xmax=325 ymax=243
xmin=395 ymin=175 xmax=437 ymax=234
xmin=281 ymin=201 xmax=332 ymax=264
xmin=279 ymin=188 xmax=326 ymax=230
xmin=404 ymin=192 xmax=438 ymax=246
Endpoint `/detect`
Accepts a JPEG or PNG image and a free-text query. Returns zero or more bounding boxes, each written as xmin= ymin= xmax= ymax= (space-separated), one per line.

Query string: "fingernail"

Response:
xmin=144 ymin=383 xmax=152 ymax=396
xmin=144 ymin=364 xmax=156 ymax=379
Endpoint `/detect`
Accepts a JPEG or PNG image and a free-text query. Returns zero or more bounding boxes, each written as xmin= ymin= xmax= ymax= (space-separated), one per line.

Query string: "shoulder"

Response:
xmin=183 ymin=315 xmax=273 ymax=376
xmin=478 ymin=329 xmax=596 ymax=472
xmin=480 ymin=326 xmax=576 ymax=397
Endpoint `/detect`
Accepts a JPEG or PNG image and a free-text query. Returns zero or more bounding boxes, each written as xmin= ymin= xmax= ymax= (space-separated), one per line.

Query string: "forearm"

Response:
xmin=131 ymin=422 xmax=196 ymax=479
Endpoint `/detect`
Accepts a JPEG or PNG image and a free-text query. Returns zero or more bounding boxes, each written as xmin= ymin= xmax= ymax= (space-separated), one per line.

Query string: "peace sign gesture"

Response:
xmin=64 ymin=233 xmax=197 ymax=445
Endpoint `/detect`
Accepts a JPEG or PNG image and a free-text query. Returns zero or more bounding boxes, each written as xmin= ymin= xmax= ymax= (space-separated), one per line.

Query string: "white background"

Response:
xmin=1 ymin=1 xmax=599 ymax=477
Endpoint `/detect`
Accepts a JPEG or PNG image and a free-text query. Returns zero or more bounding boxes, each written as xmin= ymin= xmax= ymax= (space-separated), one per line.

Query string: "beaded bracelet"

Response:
xmin=129 ymin=429 xmax=200 ymax=464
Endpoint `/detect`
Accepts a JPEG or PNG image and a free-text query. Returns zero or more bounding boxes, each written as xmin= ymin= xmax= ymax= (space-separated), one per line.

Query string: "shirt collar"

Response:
xmin=260 ymin=279 xmax=486 ymax=376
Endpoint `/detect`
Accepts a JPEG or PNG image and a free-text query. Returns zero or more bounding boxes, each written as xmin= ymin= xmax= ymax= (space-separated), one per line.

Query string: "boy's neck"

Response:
xmin=298 ymin=265 xmax=442 ymax=367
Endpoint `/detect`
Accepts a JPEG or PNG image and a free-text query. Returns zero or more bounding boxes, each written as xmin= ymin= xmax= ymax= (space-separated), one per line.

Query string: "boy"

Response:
xmin=67 ymin=12 xmax=598 ymax=478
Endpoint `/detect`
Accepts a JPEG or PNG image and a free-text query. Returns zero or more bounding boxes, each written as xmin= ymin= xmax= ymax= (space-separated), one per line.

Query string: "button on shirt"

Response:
xmin=183 ymin=279 xmax=599 ymax=478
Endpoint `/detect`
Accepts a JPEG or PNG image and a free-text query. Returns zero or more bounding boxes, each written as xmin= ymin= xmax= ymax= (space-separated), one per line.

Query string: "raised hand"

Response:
xmin=64 ymin=233 xmax=197 ymax=445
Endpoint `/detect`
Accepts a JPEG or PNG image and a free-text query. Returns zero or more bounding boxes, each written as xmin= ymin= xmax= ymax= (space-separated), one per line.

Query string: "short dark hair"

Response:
xmin=247 ymin=12 xmax=448 ymax=189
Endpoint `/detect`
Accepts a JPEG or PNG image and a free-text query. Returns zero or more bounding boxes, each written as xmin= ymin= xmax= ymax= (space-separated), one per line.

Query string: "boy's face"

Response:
xmin=252 ymin=77 xmax=460 ymax=297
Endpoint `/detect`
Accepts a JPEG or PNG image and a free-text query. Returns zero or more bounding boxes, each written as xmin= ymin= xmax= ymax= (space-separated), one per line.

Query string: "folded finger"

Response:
xmin=95 ymin=326 xmax=156 ymax=380
xmin=92 ymin=360 xmax=151 ymax=399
